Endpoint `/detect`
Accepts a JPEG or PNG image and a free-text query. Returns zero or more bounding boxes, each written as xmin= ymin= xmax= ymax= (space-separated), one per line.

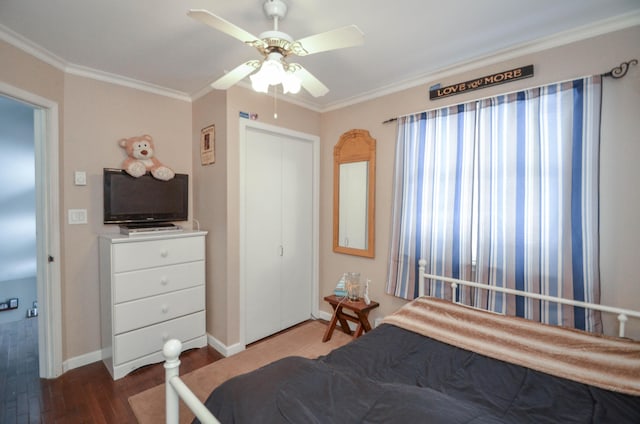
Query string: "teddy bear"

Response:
xmin=118 ymin=134 xmax=175 ymax=181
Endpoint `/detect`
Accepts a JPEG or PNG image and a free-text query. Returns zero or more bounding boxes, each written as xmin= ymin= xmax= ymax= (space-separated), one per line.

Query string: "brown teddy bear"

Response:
xmin=118 ymin=134 xmax=175 ymax=181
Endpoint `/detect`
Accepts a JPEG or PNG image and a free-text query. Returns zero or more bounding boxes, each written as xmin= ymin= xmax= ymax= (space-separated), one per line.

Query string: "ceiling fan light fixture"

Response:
xmin=250 ymin=58 xmax=282 ymax=92
xmin=250 ymin=54 xmax=301 ymax=94
xmin=282 ymin=70 xmax=301 ymax=94
xmin=250 ymin=71 xmax=270 ymax=93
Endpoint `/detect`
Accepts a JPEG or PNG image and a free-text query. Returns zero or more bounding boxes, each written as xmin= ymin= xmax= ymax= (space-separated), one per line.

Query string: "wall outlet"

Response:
xmin=0 ymin=299 xmax=19 ymax=311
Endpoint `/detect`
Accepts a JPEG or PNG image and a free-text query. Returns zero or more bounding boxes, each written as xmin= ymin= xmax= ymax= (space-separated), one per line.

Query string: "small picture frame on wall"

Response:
xmin=200 ymin=124 xmax=215 ymax=165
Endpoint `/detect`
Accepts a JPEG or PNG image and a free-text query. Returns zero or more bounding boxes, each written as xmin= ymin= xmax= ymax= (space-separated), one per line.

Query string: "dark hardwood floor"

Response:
xmin=0 ymin=318 xmax=223 ymax=423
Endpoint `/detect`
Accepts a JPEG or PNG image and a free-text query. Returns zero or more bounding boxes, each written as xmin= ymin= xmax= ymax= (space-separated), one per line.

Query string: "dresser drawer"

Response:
xmin=113 ymin=286 xmax=204 ymax=334
xmin=114 ymin=311 xmax=205 ymax=365
xmin=113 ymin=261 xmax=204 ymax=303
xmin=112 ymin=236 xmax=204 ymax=272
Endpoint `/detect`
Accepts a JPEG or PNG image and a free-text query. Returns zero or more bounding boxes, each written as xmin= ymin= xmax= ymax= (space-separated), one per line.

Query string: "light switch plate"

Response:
xmin=68 ymin=209 xmax=88 ymax=224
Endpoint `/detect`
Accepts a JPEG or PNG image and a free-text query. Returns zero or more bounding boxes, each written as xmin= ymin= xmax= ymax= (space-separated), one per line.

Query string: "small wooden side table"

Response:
xmin=322 ymin=294 xmax=379 ymax=342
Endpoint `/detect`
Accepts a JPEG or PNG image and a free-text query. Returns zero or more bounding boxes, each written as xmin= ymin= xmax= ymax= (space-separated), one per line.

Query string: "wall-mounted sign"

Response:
xmin=430 ymin=65 xmax=534 ymax=100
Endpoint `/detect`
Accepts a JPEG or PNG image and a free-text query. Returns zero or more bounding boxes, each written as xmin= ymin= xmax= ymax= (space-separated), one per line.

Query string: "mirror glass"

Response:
xmin=338 ymin=161 xmax=368 ymax=249
xmin=333 ymin=129 xmax=375 ymax=258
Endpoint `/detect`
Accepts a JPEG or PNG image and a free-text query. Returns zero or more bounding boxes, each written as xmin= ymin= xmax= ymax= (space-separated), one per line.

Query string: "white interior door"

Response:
xmin=245 ymin=128 xmax=283 ymax=342
xmin=280 ymin=137 xmax=313 ymax=329
xmin=244 ymin=126 xmax=313 ymax=344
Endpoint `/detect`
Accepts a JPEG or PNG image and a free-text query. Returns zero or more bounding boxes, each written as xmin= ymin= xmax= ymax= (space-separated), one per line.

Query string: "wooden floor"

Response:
xmin=0 ymin=318 xmax=223 ymax=423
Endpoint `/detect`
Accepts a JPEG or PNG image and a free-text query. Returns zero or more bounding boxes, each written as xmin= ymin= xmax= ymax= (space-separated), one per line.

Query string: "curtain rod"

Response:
xmin=382 ymin=59 xmax=638 ymax=125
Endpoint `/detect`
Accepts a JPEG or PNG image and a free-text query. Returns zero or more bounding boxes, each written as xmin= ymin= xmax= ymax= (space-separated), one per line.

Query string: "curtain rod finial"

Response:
xmin=603 ymin=59 xmax=638 ymax=79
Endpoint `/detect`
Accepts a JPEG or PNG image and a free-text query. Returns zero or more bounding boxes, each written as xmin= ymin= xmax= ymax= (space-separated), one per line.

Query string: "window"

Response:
xmin=386 ymin=77 xmax=602 ymax=331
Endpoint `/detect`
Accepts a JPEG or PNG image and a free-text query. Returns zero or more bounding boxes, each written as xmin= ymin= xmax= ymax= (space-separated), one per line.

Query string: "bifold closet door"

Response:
xmin=244 ymin=127 xmax=313 ymax=344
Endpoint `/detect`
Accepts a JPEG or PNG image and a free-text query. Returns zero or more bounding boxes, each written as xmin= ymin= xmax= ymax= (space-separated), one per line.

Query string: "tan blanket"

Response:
xmin=382 ymin=296 xmax=640 ymax=396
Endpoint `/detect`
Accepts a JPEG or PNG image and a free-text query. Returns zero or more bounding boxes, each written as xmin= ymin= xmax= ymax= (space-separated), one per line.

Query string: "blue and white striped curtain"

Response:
xmin=386 ymin=76 xmax=602 ymax=332
xmin=387 ymin=105 xmax=477 ymax=301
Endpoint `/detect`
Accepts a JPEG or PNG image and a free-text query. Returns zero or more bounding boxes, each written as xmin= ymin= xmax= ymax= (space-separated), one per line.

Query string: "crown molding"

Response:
xmin=320 ymin=9 xmax=640 ymax=113
xmin=0 ymin=23 xmax=67 ymax=71
xmin=0 ymin=23 xmax=191 ymax=102
xmin=65 ymin=65 xmax=191 ymax=102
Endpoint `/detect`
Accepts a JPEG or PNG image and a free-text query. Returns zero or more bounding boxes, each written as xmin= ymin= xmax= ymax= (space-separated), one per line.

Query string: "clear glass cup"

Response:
xmin=345 ymin=272 xmax=361 ymax=301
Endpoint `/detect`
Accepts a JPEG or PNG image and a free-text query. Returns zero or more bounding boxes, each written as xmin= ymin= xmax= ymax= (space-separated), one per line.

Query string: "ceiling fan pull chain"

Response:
xmin=273 ymin=86 xmax=278 ymax=119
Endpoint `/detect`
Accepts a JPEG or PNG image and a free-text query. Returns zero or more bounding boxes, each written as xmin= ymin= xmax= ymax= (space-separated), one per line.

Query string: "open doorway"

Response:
xmin=0 ymin=97 xmax=38 ymax=371
xmin=0 ymin=83 xmax=62 ymax=379
xmin=0 ymin=96 xmax=37 ymax=324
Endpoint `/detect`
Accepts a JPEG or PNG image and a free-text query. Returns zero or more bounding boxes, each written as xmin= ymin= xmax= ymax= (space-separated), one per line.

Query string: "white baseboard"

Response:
xmin=62 ymin=334 xmax=247 ymax=374
xmin=204 ymin=308 xmax=379 ymax=358
xmin=207 ymin=333 xmax=245 ymax=357
xmin=314 ymin=310 xmax=332 ymax=322
xmin=63 ymin=349 xmax=102 ymax=373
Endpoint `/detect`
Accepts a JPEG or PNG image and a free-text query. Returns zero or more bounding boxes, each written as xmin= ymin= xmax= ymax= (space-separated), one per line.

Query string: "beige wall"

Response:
xmin=320 ymin=25 xmax=640 ymax=339
xmin=62 ymin=74 xmax=192 ymax=358
xmin=192 ymin=90 xmax=228 ymax=343
xmin=0 ymin=41 xmax=65 ymax=104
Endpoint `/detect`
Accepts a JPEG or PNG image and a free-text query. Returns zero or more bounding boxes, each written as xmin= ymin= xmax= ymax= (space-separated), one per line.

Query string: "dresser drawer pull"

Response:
xmin=162 ymin=332 xmax=169 ymax=342
xmin=161 ymin=305 xmax=169 ymax=313
xmin=160 ymin=250 xmax=169 ymax=258
xmin=160 ymin=277 xmax=169 ymax=285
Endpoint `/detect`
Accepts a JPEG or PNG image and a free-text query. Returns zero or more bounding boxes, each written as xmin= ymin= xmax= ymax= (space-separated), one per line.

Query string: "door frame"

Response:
xmin=238 ymin=119 xmax=320 ymax=348
xmin=0 ymin=82 xmax=63 ymax=378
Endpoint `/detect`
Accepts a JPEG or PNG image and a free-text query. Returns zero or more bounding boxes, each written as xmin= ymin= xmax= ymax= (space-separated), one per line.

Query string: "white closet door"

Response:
xmin=245 ymin=129 xmax=282 ymax=343
xmin=280 ymin=137 xmax=313 ymax=329
xmin=244 ymin=128 xmax=313 ymax=343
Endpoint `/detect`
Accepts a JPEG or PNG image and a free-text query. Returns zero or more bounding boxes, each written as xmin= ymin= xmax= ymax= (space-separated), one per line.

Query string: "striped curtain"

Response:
xmin=387 ymin=105 xmax=477 ymax=301
xmin=386 ymin=76 xmax=602 ymax=332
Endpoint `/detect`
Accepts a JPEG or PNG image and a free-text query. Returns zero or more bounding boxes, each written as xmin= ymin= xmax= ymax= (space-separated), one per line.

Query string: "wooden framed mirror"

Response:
xmin=333 ymin=129 xmax=375 ymax=258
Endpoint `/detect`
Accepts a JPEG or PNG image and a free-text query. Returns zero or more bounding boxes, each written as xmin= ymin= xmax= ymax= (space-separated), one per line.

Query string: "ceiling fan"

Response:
xmin=188 ymin=0 xmax=364 ymax=97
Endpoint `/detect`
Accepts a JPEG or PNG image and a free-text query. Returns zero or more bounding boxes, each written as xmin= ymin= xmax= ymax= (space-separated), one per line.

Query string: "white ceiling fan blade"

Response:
xmin=188 ymin=9 xmax=266 ymax=48
xmin=211 ymin=61 xmax=260 ymax=89
xmin=291 ymin=65 xmax=329 ymax=97
xmin=291 ymin=25 xmax=364 ymax=56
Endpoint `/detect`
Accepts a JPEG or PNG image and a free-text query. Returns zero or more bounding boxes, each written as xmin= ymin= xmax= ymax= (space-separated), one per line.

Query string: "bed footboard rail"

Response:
xmin=418 ymin=259 xmax=640 ymax=337
xmin=163 ymin=340 xmax=221 ymax=424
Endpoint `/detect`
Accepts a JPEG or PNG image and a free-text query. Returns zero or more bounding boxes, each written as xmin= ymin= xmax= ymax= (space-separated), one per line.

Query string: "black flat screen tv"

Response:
xmin=103 ymin=168 xmax=188 ymax=225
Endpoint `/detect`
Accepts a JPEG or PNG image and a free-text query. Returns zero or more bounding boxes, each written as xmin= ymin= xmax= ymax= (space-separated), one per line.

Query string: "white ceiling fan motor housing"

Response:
xmin=264 ymin=0 xmax=288 ymax=21
xmin=259 ymin=30 xmax=293 ymax=43
xmin=259 ymin=0 xmax=293 ymax=54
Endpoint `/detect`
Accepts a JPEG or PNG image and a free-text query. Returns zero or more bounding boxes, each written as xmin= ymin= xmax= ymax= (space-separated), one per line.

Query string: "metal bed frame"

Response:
xmin=161 ymin=258 xmax=640 ymax=424
xmin=418 ymin=259 xmax=640 ymax=338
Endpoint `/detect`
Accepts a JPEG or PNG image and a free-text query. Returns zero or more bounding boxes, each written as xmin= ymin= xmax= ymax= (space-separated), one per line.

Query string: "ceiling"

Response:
xmin=1 ymin=0 xmax=639 ymax=111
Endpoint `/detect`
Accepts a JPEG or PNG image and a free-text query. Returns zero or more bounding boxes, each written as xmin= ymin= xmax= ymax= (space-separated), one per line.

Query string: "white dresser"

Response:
xmin=99 ymin=230 xmax=207 ymax=380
